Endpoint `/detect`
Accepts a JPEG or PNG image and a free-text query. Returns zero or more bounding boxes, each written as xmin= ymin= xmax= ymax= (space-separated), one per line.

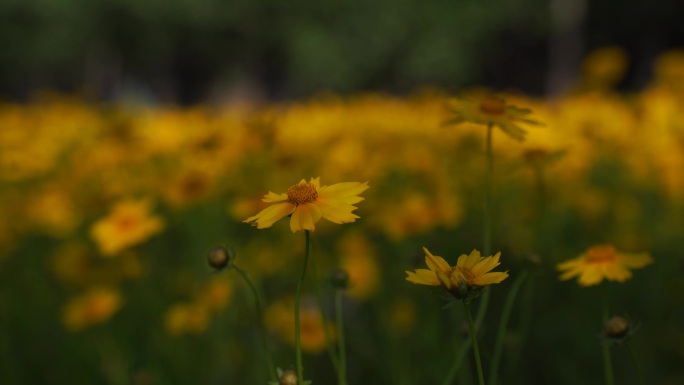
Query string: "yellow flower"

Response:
xmin=557 ymin=244 xmax=653 ymax=287
xmin=62 ymin=287 xmax=122 ymax=331
xmin=406 ymin=247 xmax=509 ymax=298
xmin=90 ymin=199 xmax=165 ymax=256
xmin=163 ymin=303 xmax=210 ymax=336
xmin=243 ymin=177 xmax=369 ymax=232
xmin=445 ymin=95 xmax=541 ymax=141
xmin=264 ymin=297 xmax=336 ymax=353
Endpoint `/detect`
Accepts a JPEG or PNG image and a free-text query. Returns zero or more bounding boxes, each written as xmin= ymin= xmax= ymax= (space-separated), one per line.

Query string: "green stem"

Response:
xmin=310 ymin=238 xmax=340 ymax=372
xmin=233 ymin=265 xmax=277 ymax=382
xmin=294 ymin=230 xmax=311 ymax=383
xmin=489 ymin=271 xmax=528 ymax=385
xmin=602 ymin=286 xmax=614 ymax=385
xmin=335 ymin=290 xmax=348 ymax=385
xmin=464 ymin=301 xmax=486 ymax=385
xmin=626 ymin=342 xmax=645 ymax=385
xmin=484 ymin=122 xmax=493 ymax=257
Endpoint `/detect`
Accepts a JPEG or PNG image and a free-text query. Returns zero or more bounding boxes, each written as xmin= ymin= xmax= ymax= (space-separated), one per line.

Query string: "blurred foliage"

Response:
xmin=0 ymin=0 xmax=552 ymax=102
xmin=2 ymin=48 xmax=684 ymax=384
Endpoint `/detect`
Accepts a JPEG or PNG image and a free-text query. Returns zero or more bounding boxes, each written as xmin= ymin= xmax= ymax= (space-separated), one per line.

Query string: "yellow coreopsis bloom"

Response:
xmin=445 ymin=95 xmax=542 ymax=141
xmin=90 ymin=199 xmax=165 ymax=256
xmin=243 ymin=177 xmax=369 ymax=232
xmin=406 ymin=247 xmax=509 ymax=298
xmin=62 ymin=287 xmax=123 ymax=331
xmin=557 ymin=244 xmax=653 ymax=287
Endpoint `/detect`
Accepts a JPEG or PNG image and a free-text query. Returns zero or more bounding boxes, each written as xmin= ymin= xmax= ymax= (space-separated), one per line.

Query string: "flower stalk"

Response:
xmin=464 ymin=301 xmax=486 ymax=385
xmin=294 ymin=230 xmax=312 ymax=383
xmin=233 ymin=265 xmax=277 ymax=382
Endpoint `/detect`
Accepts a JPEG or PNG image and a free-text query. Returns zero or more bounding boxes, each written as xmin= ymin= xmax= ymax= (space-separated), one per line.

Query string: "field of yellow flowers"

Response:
xmin=2 ymin=49 xmax=684 ymax=385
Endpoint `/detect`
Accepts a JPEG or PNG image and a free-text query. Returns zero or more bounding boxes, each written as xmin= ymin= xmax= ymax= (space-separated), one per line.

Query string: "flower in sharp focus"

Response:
xmin=444 ymin=95 xmax=542 ymax=141
xmin=557 ymin=244 xmax=653 ymax=287
xmin=90 ymin=198 xmax=164 ymax=256
xmin=406 ymin=247 xmax=509 ymax=299
xmin=243 ymin=177 xmax=369 ymax=232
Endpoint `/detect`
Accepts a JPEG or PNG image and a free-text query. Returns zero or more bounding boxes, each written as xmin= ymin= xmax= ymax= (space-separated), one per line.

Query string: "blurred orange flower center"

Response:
xmin=116 ymin=216 xmax=139 ymax=231
xmin=479 ymin=97 xmax=506 ymax=115
xmin=287 ymin=182 xmax=318 ymax=205
xmin=586 ymin=245 xmax=617 ymax=263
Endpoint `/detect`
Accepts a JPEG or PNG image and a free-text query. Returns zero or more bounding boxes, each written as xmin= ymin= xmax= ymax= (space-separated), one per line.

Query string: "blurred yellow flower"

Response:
xmin=557 ymin=244 xmax=653 ymax=287
xmin=90 ymin=199 xmax=164 ymax=256
xmin=264 ymin=297 xmax=336 ymax=353
xmin=406 ymin=247 xmax=509 ymax=297
xmin=243 ymin=177 xmax=369 ymax=232
xmin=445 ymin=95 xmax=541 ymax=141
xmin=338 ymin=232 xmax=380 ymax=300
xmin=62 ymin=287 xmax=122 ymax=331
xmin=163 ymin=303 xmax=210 ymax=336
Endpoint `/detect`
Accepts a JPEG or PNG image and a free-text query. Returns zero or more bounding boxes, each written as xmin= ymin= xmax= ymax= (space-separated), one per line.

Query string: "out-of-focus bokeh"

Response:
xmin=2 ymin=2 xmax=684 ymax=385
xmin=3 ymin=0 xmax=684 ymax=103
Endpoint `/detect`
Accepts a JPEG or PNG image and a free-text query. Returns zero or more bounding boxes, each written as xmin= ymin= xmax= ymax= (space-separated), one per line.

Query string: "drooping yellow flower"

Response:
xmin=445 ymin=95 xmax=542 ymax=141
xmin=90 ymin=199 xmax=165 ymax=256
xmin=406 ymin=247 xmax=509 ymax=298
xmin=557 ymin=244 xmax=653 ymax=287
xmin=243 ymin=177 xmax=369 ymax=232
xmin=62 ymin=287 xmax=123 ymax=331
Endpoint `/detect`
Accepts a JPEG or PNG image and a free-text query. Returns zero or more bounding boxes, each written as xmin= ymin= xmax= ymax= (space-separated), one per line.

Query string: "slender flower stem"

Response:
xmin=294 ymin=230 xmax=312 ymax=383
xmin=310 ymin=240 xmax=340 ymax=371
xmin=602 ymin=286 xmax=614 ymax=385
xmin=464 ymin=301 xmax=486 ymax=385
xmin=233 ymin=265 xmax=277 ymax=382
xmin=335 ymin=289 xmax=348 ymax=385
xmin=484 ymin=122 xmax=493 ymax=257
xmin=489 ymin=271 xmax=528 ymax=385
xmin=627 ymin=342 xmax=645 ymax=385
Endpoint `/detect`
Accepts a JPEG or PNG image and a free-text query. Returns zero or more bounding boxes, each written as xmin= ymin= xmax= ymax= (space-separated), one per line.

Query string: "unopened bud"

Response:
xmin=207 ymin=246 xmax=233 ymax=271
xmin=279 ymin=369 xmax=298 ymax=385
xmin=604 ymin=316 xmax=629 ymax=339
xmin=329 ymin=268 xmax=349 ymax=290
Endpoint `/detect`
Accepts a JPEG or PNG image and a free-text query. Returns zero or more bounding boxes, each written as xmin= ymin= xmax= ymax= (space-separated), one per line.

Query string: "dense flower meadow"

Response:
xmin=2 ymin=49 xmax=684 ymax=384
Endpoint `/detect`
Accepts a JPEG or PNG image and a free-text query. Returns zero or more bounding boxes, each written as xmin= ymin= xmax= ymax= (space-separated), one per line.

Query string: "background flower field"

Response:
xmin=2 ymin=48 xmax=684 ymax=383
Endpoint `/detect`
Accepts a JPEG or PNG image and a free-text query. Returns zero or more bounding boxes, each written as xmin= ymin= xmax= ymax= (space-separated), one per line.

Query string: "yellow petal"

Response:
xmin=473 ymin=271 xmax=509 ymax=285
xmin=263 ymin=192 xmax=288 ymax=203
xmin=577 ymin=267 xmax=603 ymax=286
xmin=316 ymin=199 xmax=360 ymax=224
xmin=405 ymin=269 xmax=440 ymax=286
xmin=463 ymin=249 xmax=482 ymax=268
xmin=471 ymin=252 xmax=501 ymax=275
xmin=423 ymin=247 xmax=451 ymax=274
xmin=244 ymin=202 xmax=295 ymax=229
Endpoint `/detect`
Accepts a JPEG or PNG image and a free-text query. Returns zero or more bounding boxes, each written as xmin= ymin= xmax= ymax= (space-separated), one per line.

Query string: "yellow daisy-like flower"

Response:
xmin=406 ymin=247 xmax=509 ymax=298
xmin=444 ymin=95 xmax=542 ymax=141
xmin=243 ymin=177 xmax=369 ymax=233
xmin=557 ymin=244 xmax=653 ymax=287
xmin=62 ymin=287 xmax=123 ymax=332
xmin=90 ymin=199 xmax=165 ymax=256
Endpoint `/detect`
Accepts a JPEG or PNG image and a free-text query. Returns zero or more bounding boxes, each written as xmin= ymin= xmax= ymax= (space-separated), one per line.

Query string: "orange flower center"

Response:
xmin=451 ymin=266 xmax=475 ymax=285
xmin=116 ymin=216 xmax=139 ymax=231
xmin=479 ymin=97 xmax=506 ymax=116
xmin=287 ymin=182 xmax=318 ymax=206
xmin=586 ymin=245 xmax=617 ymax=263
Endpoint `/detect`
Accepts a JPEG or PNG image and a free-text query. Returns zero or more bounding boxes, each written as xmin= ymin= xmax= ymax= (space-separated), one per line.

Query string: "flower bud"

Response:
xmin=279 ymin=369 xmax=298 ymax=385
xmin=329 ymin=268 xmax=349 ymax=290
xmin=604 ymin=316 xmax=630 ymax=339
xmin=207 ymin=246 xmax=233 ymax=271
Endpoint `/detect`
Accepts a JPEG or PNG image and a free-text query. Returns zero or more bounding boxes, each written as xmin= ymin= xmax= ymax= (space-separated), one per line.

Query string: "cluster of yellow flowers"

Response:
xmin=1 ymin=49 xmax=681 ymax=338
